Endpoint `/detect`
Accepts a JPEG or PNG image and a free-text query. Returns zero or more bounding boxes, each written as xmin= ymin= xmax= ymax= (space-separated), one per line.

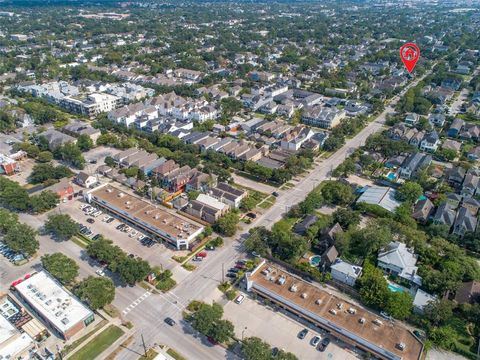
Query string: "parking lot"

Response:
xmin=58 ymin=197 xmax=184 ymax=272
xmin=224 ymin=295 xmax=361 ymax=360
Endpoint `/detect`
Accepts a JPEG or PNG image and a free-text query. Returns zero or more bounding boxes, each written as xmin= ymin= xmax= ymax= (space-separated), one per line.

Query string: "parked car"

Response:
xmin=272 ymin=191 xmax=279 ymax=197
xmin=123 ymin=226 xmax=131 ymax=233
xmin=137 ymin=234 xmax=145 ymax=241
xmin=129 ymin=230 xmax=138 ymax=238
xmin=106 ymin=217 xmax=115 ymax=224
xmin=116 ymin=224 xmax=125 ymax=230
xmin=164 ymin=317 xmax=176 ymax=326
xmin=86 ymin=218 xmax=95 ymax=224
xmin=298 ymin=329 xmax=308 ymax=339
xmin=311 ymin=336 xmax=321 ymax=347
xmin=92 ymin=234 xmax=101 ymax=241
xmin=92 ymin=211 xmax=102 ymax=217
xmin=193 ymin=256 xmax=203 ymax=262
xmin=226 ymin=273 xmax=236 ymax=278
xmin=95 ymin=269 xmax=105 ymax=277
xmin=380 ymin=311 xmax=393 ymax=321
xmin=318 ymin=337 xmax=330 ymax=352
xmin=234 ymin=294 xmax=245 ymax=304
xmin=271 ymin=347 xmax=279 ymax=357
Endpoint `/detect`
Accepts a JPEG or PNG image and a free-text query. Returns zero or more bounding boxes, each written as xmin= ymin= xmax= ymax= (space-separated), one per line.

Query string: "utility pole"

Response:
xmin=141 ymin=334 xmax=147 ymax=357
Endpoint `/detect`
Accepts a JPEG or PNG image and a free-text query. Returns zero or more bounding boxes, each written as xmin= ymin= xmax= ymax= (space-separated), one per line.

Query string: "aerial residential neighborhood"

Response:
xmin=0 ymin=1 xmax=480 ymax=360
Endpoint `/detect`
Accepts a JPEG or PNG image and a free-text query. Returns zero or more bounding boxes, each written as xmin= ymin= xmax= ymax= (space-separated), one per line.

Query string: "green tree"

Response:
xmin=74 ymin=276 xmax=115 ymax=310
xmin=0 ymin=208 xmax=19 ymax=234
xmin=192 ymin=302 xmax=224 ymax=335
xmin=242 ymin=337 xmax=272 ymax=360
xmin=209 ymin=319 xmax=234 ymax=343
xmin=358 ymin=262 xmax=389 ymax=309
xmin=44 ymin=214 xmax=78 ymax=240
xmin=29 ymin=190 xmax=59 ymax=213
xmin=215 ymin=212 xmax=239 ymax=236
xmin=396 ymin=181 xmax=423 ymax=203
xmin=77 ymin=134 xmax=94 ymax=151
xmin=385 ymin=291 xmax=413 ymax=320
xmin=349 ymin=223 xmax=391 ymax=257
xmin=37 ymin=151 xmax=53 ymax=163
xmin=0 ymin=177 xmax=30 ymax=211
xmin=276 ymin=351 xmax=299 ymax=360
xmin=54 ymin=143 xmax=85 ymax=169
xmin=332 ymin=208 xmax=360 ymax=229
xmin=424 ymin=299 xmax=454 ymax=326
xmin=41 ymin=253 xmax=79 ymax=285
xmin=116 ymin=257 xmax=151 ymax=285
xmin=29 ymin=163 xmax=73 ymax=184
xmin=320 ymin=181 xmax=354 ymax=206
xmin=5 ymin=223 xmax=39 ymax=256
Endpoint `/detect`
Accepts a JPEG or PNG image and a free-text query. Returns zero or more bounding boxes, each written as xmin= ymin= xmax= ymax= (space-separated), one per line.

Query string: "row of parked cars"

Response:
xmin=298 ymin=328 xmax=330 ymax=352
xmin=0 ymin=242 xmax=26 ymax=264
xmin=226 ymin=259 xmax=248 ymax=278
xmin=114 ymin=223 xmax=155 ymax=247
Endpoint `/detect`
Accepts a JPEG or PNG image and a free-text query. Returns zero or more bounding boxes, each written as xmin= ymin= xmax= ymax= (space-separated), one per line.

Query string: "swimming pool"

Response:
xmin=388 ymin=283 xmax=405 ymax=293
xmin=309 ymin=255 xmax=321 ymax=267
xmin=386 ymin=172 xmax=396 ymax=181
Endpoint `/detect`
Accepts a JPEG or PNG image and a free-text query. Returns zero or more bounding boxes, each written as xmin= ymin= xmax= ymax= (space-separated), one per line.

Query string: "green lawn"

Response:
xmin=69 ymin=325 xmax=124 ymax=360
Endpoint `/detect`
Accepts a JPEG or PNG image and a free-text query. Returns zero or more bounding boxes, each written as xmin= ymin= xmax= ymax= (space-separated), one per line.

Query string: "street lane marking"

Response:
xmin=122 ymin=291 xmax=151 ymax=315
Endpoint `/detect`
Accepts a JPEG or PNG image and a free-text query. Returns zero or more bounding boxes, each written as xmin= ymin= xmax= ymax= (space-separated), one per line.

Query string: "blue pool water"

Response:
xmin=386 ymin=172 xmax=396 ymax=181
xmin=309 ymin=255 xmax=321 ymax=267
xmin=388 ymin=283 xmax=405 ymax=293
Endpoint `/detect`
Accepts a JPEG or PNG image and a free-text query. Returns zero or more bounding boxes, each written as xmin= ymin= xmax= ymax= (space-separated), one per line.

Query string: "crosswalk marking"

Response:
xmin=122 ymin=291 xmax=151 ymax=315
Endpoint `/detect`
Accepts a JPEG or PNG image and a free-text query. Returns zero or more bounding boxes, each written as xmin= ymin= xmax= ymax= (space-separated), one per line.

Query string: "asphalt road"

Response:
xmin=8 ymin=67 xmax=437 ymax=360
xmin=112 ymin=68 xmax=435 ymax=360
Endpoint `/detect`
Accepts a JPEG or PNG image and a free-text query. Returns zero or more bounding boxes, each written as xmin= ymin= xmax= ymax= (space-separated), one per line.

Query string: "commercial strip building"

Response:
xmin=86 ymin=184 xmax=204 ymax=249
xmin=246 ymin=262 xmax=423 ymax=360
xmin=0 ymin=314 xmax=35 ymax=360
xmin=13 ymin=271 xmax=95 ymax=340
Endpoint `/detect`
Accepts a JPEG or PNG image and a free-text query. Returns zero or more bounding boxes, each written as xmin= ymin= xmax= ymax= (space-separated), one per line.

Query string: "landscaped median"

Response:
xmin=68 ymin=325 xmax=124 ymax=360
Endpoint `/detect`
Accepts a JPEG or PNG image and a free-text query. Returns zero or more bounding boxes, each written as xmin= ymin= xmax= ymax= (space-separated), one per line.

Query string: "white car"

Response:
xmin=102 ymin=215 xmax=110 ymax=222
xmin=129 ymin=230 xmax=138 ymax=238
xmin=93 ymin=211 xmax=102 ymax=217
xmin=137 ymin=234 xmax=145 ymax=241
xmin=80 ymin=204 xmax=89 ymax=210
xmin=95 ymin=269 xmax=105 ymax=277
xmin=234 ymin=294 xmax=245 ymax=304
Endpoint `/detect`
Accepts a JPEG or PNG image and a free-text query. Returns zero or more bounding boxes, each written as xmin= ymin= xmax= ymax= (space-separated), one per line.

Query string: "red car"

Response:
xmin=197 ymin=251 xmax=207 ymax=258
xmin=207 ymin=336 xmax=218 ymax=345
xmin=235 ymin=263 xmax=246 ymax=269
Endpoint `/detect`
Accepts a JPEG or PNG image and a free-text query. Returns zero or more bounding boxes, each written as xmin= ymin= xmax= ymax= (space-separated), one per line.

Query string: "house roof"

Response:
xmin=356 ymin=186 xmax=400 ymax=212
xmin=330 ymin=259 xmax=362 ymax=279
xmin=378 ymin=241 xmax=418 ymax=270
xmin=454 ymin=281 xmax=480 ymax=304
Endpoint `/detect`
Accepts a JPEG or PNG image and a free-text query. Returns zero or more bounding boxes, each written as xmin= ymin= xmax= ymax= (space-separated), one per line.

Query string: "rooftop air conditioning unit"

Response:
xmin=301 ymin=293 xmax=308 ymax=299
xmin=315 ymin=299 xmax=322 ymax=305
xmin=329 ymin=309 xmax=337 ymax=315
xmin=289 ymin=284 xmax=297 ymax=292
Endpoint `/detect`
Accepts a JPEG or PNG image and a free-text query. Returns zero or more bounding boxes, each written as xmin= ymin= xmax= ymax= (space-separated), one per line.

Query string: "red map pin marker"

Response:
xmin=400 ymin=43 xmax=420 ymax=73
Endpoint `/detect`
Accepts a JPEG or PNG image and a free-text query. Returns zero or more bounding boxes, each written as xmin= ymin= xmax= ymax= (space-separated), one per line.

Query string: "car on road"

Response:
xmin=298 ymin=328 xmax=308 ymax=339
xmin=311 ymin=336 xmax=321 ymax=347
xmin=95 ymin=269 xmax=105 ymax=276
xmin=234 ymin=294 xmax=245 ymax=304
xmin=318 ymin=337 xmax=330 ymax=352
xmin=86 ymin=218 xmax=95 ymax=224
xmin=164 ymin=317 xmax=176 ymax=326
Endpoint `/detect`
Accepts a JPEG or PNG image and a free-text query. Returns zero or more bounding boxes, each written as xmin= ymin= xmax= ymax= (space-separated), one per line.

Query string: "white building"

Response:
xmin=14 ymin=271 xmax=95 ymax=340
xmin=330 ymin=259 xmax=362 ymax=286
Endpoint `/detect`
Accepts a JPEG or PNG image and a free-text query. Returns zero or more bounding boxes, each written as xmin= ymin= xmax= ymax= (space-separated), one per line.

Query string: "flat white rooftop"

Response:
xmin=0 ymin=315 xmax=33 ymax=359
xmin=15 ymin=271 xmax=93 ymax=334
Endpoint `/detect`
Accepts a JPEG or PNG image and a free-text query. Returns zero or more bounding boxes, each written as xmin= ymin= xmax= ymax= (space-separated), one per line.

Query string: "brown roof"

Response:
xmin=248 ymin=263 xmax=423 ymax=360
xmin=454 ymin=281 xmax=480 ymax=304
